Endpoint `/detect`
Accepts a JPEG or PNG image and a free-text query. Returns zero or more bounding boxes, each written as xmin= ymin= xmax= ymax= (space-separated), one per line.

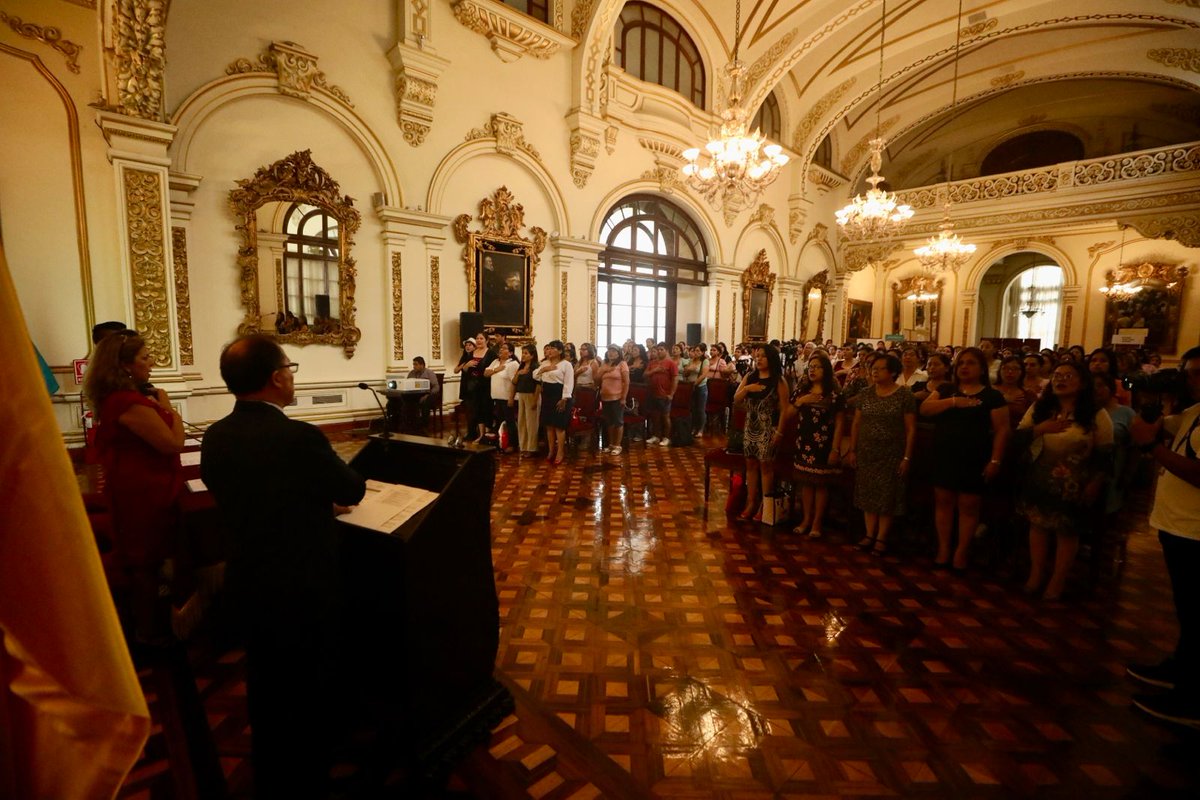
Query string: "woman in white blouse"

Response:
xmin=535 ymin=340 xmax=575 ymax=465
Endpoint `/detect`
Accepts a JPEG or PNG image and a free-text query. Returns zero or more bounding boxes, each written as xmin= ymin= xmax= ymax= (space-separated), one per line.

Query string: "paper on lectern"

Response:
xmin=337 ymin=479 xmax=439 ymax=533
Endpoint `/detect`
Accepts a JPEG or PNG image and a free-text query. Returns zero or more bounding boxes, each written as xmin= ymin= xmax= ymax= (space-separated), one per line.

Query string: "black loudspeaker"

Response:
xmin=459 ymin=311 xmax=484 ymax=342
xmin=686 ymin=323 xmax=701 ymax=345
xmin=314 ymin=293 xmax=331 ymax=319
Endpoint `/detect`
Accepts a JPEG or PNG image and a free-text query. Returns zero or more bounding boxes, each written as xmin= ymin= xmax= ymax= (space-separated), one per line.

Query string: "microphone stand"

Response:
xmin=357 ymin=382 xmax=392 ymax=439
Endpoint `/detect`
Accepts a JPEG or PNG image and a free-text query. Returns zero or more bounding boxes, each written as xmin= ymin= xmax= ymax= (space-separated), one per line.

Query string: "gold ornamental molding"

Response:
xmin=715 ymin=289 xmax=721 ymax=342
xmin=453 ymin=186 xmax=547 ymax=339
xmin=740 ymin=250 xmax=776 ymax=343
xmin=839 ymin=116 xmax=898 ymax=177
xmin=571 ymin=0 xmax=595 ymax=39
xmin=1165 ymin=0 xmax=1200 ymax=9
xmin=560 ymin=272 xmax=568 ymax=341
xmin=961 ymin=307 xmax=970 ymax=345
xmin=0 ymin=11 xmax=82 ymax=73
xmin=749 ymin=204 xmax=777 ymax=230
xmin=589 ymin=275 xmax=596 ymax=344
xmin=745 ymin=28 xmax=799 ymax=91
xmin=1121 ymin=211 xmax=1200 ymax=248
xmin=962 ymin=17 xmax=998 ymax=38
xmin=806 ymin=222 xmax=829 ymax=246
xmin=788 ymin=204 xmax=807 ymax=244
xmin=229 ymin=150 xmax=362 ymax=357
xmin=1087 ymin=240 xmax=1117 ymax=259
xmin=464 ymin=112 xmax=542 ymax=161
xmin=109 ymin=0 xmax=166 ymax=120
xmin=807 ymin=165 xmax=844 ymax=193
xmin=226 ymin=40 xmax=353 ymax=106
xmin=391 ymin=252 xmax=404 ymax=360
xmin=641 ymin=165 xmax=684 ymax=194
xmin=1148 ymin=48 xmax=1200 ymax=74
xmin=124 ymin=168 xmax=172 ymax=368
xmin=451 ymin=0 xmax=574 ymax=62
xmin=991 ymin=70 xmax=1025 ymax=88
xmin=792 ymin=77 xmax=855 ymax=154
xmin=430 ymin=255 xmax=442 ymax=360
xmin=171 ymin=227 xmax=193 ymax=366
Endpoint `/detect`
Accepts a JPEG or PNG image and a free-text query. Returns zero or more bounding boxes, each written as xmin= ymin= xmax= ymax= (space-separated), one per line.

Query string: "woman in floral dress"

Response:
xmin=784 ymin=354 xmax=845 ymax=539
xmin=732 ymin=343 xmax=790 ymax=521
xmin=1016 ymin=361 xmax=1113 ymax=600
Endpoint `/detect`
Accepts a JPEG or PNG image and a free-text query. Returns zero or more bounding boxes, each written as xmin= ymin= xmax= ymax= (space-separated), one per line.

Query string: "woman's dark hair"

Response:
xmin=1031 ymin=361 xmax=1100 ymax=432
xmin=1068 ymin=344 xmax=1085 ymax=362
xmin=998 ymin=355 xmax=1025 ymax=385
xmin=806 ymin=354 xmax=836 ymax=395
xmin=546 ymin=340 xmax=565 ymax=357
xmin=953 ymin=347 xmax=992 ymax=387
xmin=1093 ymin=373 xmax=1116 ymax=395
xmin=926 ymin=352 xmax=951 ymax=373
xmin=563 ymin=342 xmax=577 ymax=363
xmin=521 ymin=344 xmax=538 ymax=362
xmin=628 ymin=344 xmax=648 ymax=364
xmin=496 ymin=341 xmax=516 ymax=361
xmin=1023 ymin=353 xmax=1043 ymax=368
xmin=870 ymin=352 xmax=902 ymax=380
xmin=83 ymin=329 xmax=144 ymax=410
xmin=579 ymin=342 xmax=595 ymax=360
xmin=1087 ymin=348 xmax=1119 ymax=379
xmin=753 ymin=343 xmax=782 ymax=381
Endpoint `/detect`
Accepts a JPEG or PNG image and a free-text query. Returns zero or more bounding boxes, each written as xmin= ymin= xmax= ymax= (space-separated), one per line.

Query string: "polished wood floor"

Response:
xmin=119 ymin=431 xmax=1199 ymax=798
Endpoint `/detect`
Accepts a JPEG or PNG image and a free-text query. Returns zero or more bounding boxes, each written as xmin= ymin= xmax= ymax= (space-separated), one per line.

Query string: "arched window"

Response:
xmin=597 ymin=195 xmax=708 ymax=346
xmin=614 ymin=2 xmax=705 ymax=108
xmin=499 ymin=0 xmax=548 ymax=24
xmin=1001 ymin=264 xmax=1063 ymax=346
xmin=751 ymin=91 xmax=782 ymax=142
xmin=283 ymin=203 xmax=340 ymax=323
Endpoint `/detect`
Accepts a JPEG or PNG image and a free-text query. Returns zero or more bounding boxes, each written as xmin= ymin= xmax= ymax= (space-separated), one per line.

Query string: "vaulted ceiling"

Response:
xmin=668 ymin=0 xmax=1200 ymax=190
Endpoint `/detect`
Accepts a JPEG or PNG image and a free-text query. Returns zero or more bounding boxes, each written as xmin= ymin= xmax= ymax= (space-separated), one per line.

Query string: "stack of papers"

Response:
xmin=337 ymin=479 xmax=439 ymax=533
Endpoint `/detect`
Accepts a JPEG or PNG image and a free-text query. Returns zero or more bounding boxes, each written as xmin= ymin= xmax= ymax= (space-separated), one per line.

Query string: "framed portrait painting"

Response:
xmin=847 ymin=299 xmax=873 ymax=341
xmin=472 ymin=239 xmax=531 ymax=336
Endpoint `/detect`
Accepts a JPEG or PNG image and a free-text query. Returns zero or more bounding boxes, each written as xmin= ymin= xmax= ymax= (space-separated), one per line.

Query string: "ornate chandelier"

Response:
xmin=903 ymin=273 xmax=940 ymax=302
xmin=681 ymin=0 xmax=788 ymax=214
xmin=913 ymin=0 xmax=974 ymax=271
xmin=836 ymin=0 xmax=912 ymax=242
xmin=914 ymin=203 xmax=976 ymax=271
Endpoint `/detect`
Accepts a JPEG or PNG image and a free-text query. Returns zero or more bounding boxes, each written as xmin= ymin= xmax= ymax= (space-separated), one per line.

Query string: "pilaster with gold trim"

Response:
xmin=549 ymin=235 xmax=604 ymax=345
xmin=376 ymin=205 xmax=450 ymax=369
xmin=425 ymin=233 xmax=447 ymax=362
xmin=168 ymin=172 xmax=201 ymax=374
xmin=99 ymin=111 xmax=184 ymax=386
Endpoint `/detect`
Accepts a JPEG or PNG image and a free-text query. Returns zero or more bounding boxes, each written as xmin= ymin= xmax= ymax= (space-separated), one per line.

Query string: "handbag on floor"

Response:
xmin=761 ymin=492 xmax=792 ymax=526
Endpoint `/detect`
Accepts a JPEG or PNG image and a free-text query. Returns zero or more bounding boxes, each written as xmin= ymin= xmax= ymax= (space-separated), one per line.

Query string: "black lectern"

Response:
xmin=338 ymin=434 xmax=512 ymax=777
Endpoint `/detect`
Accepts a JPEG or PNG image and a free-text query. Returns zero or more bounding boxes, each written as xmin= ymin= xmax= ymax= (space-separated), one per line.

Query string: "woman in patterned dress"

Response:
xmin=1016 ymin=361 xmax=1113 ymax=600
xmin=845 ymin=353 xmax=917 ymax=554
xmin=783 ymin=353 xmax=845 ymax=539
xmin=732 ymin=343 xmax=790 ymax=521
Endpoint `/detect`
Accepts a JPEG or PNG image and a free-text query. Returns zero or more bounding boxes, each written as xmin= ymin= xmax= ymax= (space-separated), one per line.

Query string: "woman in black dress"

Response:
xmin=732 ymin=344 xmax=790 ymax=521
xmin=919 ymin=347 xmax=1009 ymax=570
xmin=535 ymin=340 xmax=574 ymax=465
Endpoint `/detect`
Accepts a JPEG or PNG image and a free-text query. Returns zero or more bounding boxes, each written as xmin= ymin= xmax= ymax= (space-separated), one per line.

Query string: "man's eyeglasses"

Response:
xmin=279 ymin=362 xmax=300 ymax=374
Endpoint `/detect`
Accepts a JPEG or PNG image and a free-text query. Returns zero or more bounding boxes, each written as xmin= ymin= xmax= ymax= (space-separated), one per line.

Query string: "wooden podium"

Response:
xmin=337 ymin=434 xmax=512 ymax=778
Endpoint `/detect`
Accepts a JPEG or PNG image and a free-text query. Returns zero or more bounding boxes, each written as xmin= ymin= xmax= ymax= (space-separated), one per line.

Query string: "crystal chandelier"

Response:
xmin=913 ymin=0 xmax=974 ymax=271
xmin=681 ymin=0 xmax=788 ymax=215
xmin=836 ymin=0 xmax=912 ymax=242
xmin=904 ymin=274 xmax=940 ymax=302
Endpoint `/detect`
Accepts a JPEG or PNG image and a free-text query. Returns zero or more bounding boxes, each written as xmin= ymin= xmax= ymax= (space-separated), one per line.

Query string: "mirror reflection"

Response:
xmin=260 ymin=202 xmax=342 ymax=335
xmin=1101 ymin=262 xmax=1188 ymax=353
xmin=799 ymin=270 xmax=827 ymax=343
xmin=892 ymin=275 xmax=941 ymax=343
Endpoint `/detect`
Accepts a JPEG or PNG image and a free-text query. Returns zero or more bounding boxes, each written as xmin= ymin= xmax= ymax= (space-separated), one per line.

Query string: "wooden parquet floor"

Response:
xmin=119 ymin=432 xmax=1200 ymax=798
xmin=482 ymin=436 xmax=1199 ymax=799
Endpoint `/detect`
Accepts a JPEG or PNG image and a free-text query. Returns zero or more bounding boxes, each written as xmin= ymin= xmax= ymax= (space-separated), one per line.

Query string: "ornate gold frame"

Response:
xmin=453 ymin=186 xmax=546 ymax=339
xmin=1101 ymin=261 xmax=1189 ymax=354
xmin=740 ymin=249 xmax=775 ymax=343
xmin=891 ymin=275 xmax=942 ymax=344
xmin=229 ymin=150 xmax=361 ymax=357
xmin=799 ymin=270 xmax=829 ymax=343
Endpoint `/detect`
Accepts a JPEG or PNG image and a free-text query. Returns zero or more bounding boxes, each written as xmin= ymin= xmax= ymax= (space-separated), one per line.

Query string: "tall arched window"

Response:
xmin=751 ymin=91 xmax=782 ymax=142
xmin=283 ymin=203 xmax=340 ymax=322
xmin=1001 ymin=264 xmax=1064 ymax=346
xmin=597 ymin=195 xmax=708 ymax=346
xmin=614 ymin=2 xmax=705 ymax=108
xmin=499 ymin=0 xmax=548 ymax=23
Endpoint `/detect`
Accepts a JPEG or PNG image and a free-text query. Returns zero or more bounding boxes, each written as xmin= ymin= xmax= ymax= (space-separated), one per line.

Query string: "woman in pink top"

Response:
xmin=597 ymin=344 xmax=630 ymax=455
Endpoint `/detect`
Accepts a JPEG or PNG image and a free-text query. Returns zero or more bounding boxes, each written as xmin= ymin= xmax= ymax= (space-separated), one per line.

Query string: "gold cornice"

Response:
xmin=464 ymin=112 xmax=542 ymax=161
xmin=111 ymin=0 xmax=166 ymax=120
xmin=392 ymin=252 xmax=404 ymax=360
xmin=0 ymin=11 xmax=82 ymax=73
xmin=124 ymin=168 xmax=172 ymax=367
xmin=452 ymin=0 xmax=573 ymax=62
xmin=171 ymin=227 xmax=193 ymax=366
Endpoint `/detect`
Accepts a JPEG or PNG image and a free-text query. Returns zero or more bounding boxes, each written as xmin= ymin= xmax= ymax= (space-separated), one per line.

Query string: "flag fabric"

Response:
xmin=0 ymin=243 xmax=150 ymax=797
xmin=33 ymin=343 xmax=60 ymax=395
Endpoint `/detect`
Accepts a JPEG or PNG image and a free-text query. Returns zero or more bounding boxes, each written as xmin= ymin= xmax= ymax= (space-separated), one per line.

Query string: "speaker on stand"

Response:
xmin=459 ymin=311 xmax=484 ymax=343
xmin=686 ymin=323 xmax=701 ymax=346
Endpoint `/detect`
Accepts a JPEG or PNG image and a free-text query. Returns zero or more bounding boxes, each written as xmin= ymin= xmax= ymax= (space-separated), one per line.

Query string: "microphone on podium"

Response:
xmin=357 ymin=382 xmax=392 ymax=439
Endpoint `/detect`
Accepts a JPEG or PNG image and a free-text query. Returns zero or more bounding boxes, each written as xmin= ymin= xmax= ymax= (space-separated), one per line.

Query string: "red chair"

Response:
xmin=566 ymin=386 xmax=600 ymax=448
xmin=669 ymin=382 xmax=693 ymax=421
xmin=704 ymin=379 xmax=732 ymax=433
xmin=703 ymin=413 xmax=797 ymax=518
xmin=623 ymin=384 xmax=649 ymax=443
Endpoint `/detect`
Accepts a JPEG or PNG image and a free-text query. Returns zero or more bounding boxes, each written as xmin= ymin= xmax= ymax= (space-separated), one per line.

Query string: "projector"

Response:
xmin=385 ymin=377 xmax=430 ymax=392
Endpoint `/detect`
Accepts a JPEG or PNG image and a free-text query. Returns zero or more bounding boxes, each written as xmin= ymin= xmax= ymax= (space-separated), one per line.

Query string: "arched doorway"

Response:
xmin=978 ymin=252 xmax=1064 ymax=348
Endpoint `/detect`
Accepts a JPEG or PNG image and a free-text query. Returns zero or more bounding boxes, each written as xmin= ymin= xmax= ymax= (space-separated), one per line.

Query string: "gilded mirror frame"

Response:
xmin=229 ymin=150 xmax=362 ymax=357
xmin=740 ymin=249 xmax=776 ymax=343
xmin=891 ymin=275 xmax=942 ymax=344
xmin=1101 ymin=261 xmax=1189 ymax=354
xmin=799 ymin=270 xmax=829 ymax=343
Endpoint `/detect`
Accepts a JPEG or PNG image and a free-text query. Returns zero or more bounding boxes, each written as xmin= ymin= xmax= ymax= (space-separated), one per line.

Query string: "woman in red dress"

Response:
xmin=84 ymin=330 xmax=184 ymax=642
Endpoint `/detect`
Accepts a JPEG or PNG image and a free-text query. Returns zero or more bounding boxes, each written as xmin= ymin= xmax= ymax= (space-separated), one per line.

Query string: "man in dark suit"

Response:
xmin=202 ymin=334 xmax=366 ymax=798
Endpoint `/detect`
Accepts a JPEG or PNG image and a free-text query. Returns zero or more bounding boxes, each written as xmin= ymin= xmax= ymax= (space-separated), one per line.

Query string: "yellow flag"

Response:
xmin=0 ymin=242 xmax=150 ymax=796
